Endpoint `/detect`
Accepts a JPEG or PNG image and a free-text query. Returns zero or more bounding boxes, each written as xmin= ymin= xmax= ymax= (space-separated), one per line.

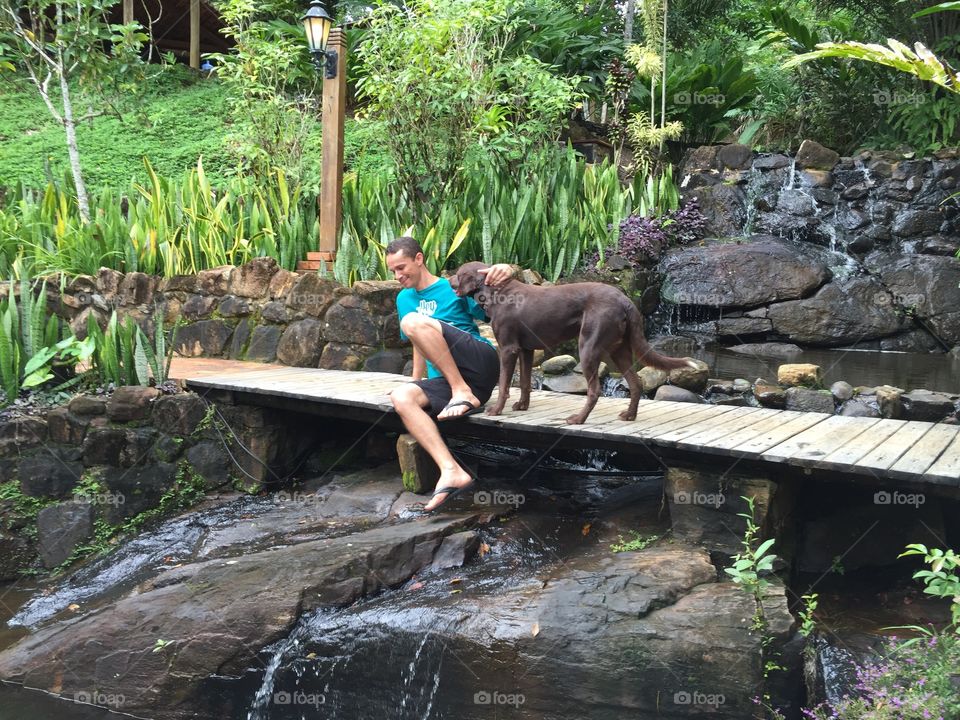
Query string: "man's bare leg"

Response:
xmin=400 ymin=314 xmax=481 ymax=419
xmin=390 ymin=383 xmax=474 ymax=511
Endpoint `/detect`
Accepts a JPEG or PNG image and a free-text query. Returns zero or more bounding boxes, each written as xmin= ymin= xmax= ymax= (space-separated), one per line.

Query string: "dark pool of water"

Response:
xmin=691 ymin=345 xmax=960 ymax=394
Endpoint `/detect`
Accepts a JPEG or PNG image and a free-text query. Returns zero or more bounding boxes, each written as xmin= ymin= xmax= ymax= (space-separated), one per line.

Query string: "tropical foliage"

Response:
xmin=334 ymin=148 xmax=647 ymax=284
xmin=0 ymin=160 xmax=316 ymax=277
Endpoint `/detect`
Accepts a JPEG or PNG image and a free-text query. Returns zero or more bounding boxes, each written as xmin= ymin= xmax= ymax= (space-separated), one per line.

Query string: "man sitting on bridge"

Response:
xmin=386 ymin=237 xmax=514 ymax=512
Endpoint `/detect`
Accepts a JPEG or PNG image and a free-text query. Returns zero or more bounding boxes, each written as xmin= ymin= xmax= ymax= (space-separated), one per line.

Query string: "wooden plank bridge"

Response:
xmin=175 ymin=359 xmax=960 ymax=490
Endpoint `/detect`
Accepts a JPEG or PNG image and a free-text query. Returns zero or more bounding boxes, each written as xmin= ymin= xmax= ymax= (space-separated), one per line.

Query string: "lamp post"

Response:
xmin=301 ymin=0 xmax=337 ymax=79
xmin=300 ymin=0 xmax=346 ymax=268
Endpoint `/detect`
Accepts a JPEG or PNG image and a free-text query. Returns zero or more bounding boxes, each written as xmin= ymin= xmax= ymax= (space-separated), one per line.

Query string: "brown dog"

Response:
xmin=450 ymin=262 xmax=697 ymax=424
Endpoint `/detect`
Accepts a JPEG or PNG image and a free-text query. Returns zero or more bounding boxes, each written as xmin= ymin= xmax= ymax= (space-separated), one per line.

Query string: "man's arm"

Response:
xmin=479 ymin=263 xmax=517 ymax=287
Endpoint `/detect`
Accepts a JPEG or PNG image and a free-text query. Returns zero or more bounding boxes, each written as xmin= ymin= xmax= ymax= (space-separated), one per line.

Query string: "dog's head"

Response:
xmin=449 ymin=262 xmax=490 ymax=298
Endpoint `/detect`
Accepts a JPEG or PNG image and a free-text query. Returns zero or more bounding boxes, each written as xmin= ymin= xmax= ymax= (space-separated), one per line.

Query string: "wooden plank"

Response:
xmin=656 ymin=406 xmax=769 ymax=446
xmin=762 ymin=416 xmax=880 ymax=464
xmin=924 ymin=432 xmax=960 ymax=484
xmin=706 ymin=410 xmax=812 ymax=452
xmin=727 ymin=412 xmax=829 ymax=456
xmin=855 ymin=422 xmax=935 ymax=472
xmin=598 ymin=403 xmax=718 ymax=439
xmin=677 ymin=408 xmax=779 ymax=449
xmin=889 ymin=424 xmax=960 ymax=479
xmin=815 ymin=419 xmax=907 ymax=470
xmin=568 ymin=399 xmax=684 ymax=438
xmin=492 ymin=399 xmax=581 ymax=425
xmin=632 ymin=404 xmax=740 ymax=441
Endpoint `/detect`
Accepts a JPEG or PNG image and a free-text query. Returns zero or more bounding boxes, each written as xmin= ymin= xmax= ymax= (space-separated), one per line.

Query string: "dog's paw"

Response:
xmin=564 ymin=414 xmax=586 ymax=425
xmin=618 ymin=410 xmax=637 ymax=421
xmin=511 ymin=400 xmax=529 ymax=411
xmin=485 ymin=406 xmax=504 ymax=416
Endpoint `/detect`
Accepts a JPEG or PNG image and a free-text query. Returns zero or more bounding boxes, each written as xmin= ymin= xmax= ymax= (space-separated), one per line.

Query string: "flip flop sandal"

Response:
xmin=437 ymin=400 xmax=485 ymax=421
xmin=425 ymin=479 xmax=477 ymax=513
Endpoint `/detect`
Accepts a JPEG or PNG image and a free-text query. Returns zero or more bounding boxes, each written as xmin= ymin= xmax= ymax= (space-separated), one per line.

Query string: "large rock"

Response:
xmin=18 ymin=455 xmax=83 ymax=498
xmin=324 ymin=301 xmax=382 ymax=346
xmin=689 ymin=183 xmax=746 ymax=238
xmin=767 ymin=276 xmax=910 ymax=346
xmin=276 ymin=319 xmax=325 ymax=367
xmin=900 ymin=389 xmax=956 ymax=422
xmin=654 ymin=386 xmax=704 ymax=403
xmin=185 ymin=441 xmax=232 ymax=489
xmin=865 ymin=251 xmax=960 ymax=345
xmin=285 ymin=274 xmax=339 ymax=317
xmin=784 ymin=387 xmax=835 ymax=414
xmin=667 ymin=359 xmax=709 ymax=393
xmin=195 ymin=266 xmax=234 ymax=296
xmin=107 ymin=386 xmax=160 ymax=422
xmin=318 ymin=342 xmax=366 ymax=371
xmin=180 ymin=294 xmax=217 ymax=320
xmin=795 ymin=139 xmax=839 ymax=171
xmin=152 ymin=393 xmax=207 ymax=436
xmin=245 ymin=325 xmax=282 ymax=363
xmin=229 ymin=257 xmax=279 ymax=298
xmin=0 ymin=512 xmax=480 ymax=719
xmin=778 ymin=363 xmax=823 ymax=388
xmin=46 ymin=407 xmax=90 ymax=445
xmin=36 ymin=501 xmax=94 ymax=568
xmin=541 ymin=355 xmax=577 ymax=375
xmin=541 ymin=372 xmax=588 ymax=394
xmin=100 ymin=462 xmax=177 ymax=522
xmin=660 ymin=237 xmax=831 ymax=309
xmin=0 ymin=417 xmax=48 ymax=456
xmin=172 ymin=320 xmax=234 ymax=357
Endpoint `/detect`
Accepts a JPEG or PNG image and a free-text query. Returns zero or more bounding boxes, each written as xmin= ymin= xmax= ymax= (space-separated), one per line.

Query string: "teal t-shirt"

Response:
xmin=396 ymin=277 xmax=490 ymax=378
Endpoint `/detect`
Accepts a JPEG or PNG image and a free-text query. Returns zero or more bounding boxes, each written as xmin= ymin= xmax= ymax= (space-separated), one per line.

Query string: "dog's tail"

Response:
xmin=627 ymin=305 xmax=699 ymax=371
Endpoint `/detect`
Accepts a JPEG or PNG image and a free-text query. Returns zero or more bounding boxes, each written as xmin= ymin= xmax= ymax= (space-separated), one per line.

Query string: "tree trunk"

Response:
xmin=56 ymin=3 xmax=90 ymax=224
xmin=624 ymin=0 xmax=636 ymax=42
xmin=58 ymin=63 xmax=91 ymax=224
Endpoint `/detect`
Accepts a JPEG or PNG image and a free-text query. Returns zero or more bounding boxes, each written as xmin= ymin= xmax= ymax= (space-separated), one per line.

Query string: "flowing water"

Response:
xmin=0 ymin=444 xmax=955 ymax=719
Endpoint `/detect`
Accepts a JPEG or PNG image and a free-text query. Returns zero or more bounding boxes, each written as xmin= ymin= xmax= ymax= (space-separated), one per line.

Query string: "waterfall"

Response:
xmin=247 ymin=622 xmax=311 ymax=720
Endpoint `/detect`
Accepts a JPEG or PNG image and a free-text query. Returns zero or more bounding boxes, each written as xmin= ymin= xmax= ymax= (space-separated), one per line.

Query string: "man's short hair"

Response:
xmin=385 ymin=236 xmax=423 ymax=259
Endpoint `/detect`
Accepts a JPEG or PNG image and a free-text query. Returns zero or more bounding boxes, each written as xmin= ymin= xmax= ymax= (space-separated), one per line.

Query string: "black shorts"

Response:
xmin=414 ymin=321 xmax=500 ymax=416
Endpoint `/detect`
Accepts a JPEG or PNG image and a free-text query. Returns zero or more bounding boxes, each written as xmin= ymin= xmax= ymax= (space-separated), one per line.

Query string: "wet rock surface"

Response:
xmin=0 ymin=459 xmax=800 ymax=720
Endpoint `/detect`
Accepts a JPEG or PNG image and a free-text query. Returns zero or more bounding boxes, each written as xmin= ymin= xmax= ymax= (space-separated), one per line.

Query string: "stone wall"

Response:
xmin=44 ymin=258 xmax=409 ymax=372
xmin=0 ymin=387 xmax=324 ymax=578
xmin=664 ymin=141 xmax=960 ymax=352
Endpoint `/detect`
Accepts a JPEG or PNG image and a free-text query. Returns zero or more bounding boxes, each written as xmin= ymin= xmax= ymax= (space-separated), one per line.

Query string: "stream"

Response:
xmin=0 ymin=442 xmax=954 ymax=719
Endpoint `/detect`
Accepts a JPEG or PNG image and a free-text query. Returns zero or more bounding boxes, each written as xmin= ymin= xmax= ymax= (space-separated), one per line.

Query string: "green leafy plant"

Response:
xmin=806 ymin=544 xmax=960 ymax=719
xmin=725 ymin=495 xmax=778 ymax=627
xmin=207 ymin=0 xmax=322 ymax=189
xmin=899 ymin=543 xmax=960 ymax=630
xmin=337 ymin=146 xmax=637 ymax=283
xmin=354 ymin=0 xmax=581 ymax=208
xmin=0 ymin=276 xmax=63 ymax=405
xmin=798 ymin=593 xmax=819 ymax=638
xmin=610 ymin=531 xmax=661 ymax=553
xmin=85 ymin=308 xmax=175 ymax=388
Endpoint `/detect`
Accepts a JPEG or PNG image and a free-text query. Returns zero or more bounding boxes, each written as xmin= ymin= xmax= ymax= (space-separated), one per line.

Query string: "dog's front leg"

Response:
xmin=488 ymin=346 xmax=519 ymax=416
xmin=512 ymin=348 xmax=534 ymax=411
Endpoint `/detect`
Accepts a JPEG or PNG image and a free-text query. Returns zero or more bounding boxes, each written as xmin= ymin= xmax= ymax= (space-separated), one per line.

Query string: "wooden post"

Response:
xmin=318 ymin=28 xmax=347 ymax=258
xmin=122 ymin=0 xmax=134 ymax=25
xmin=189 ymin=0 xmax=200 ymax=70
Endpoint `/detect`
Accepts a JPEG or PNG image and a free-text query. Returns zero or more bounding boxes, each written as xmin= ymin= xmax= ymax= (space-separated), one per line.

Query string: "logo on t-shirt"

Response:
xmin=417 ymin=299 xmax=438 ymax=316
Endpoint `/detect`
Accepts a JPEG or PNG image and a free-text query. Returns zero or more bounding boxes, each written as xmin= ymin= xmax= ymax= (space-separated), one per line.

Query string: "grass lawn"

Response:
xmin=0 ymin=65 xmax=392 ymax=192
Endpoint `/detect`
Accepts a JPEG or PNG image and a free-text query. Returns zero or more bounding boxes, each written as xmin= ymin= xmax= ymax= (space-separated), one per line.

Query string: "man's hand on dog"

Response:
xmin=478 ymin=263 xmax=515 ymax=287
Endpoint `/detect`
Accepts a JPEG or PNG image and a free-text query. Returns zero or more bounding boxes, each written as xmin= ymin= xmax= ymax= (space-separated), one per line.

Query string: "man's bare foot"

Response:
xmin=423 ymin=465 xmax=475 ymax=512
xmin=437 ymin=392 xmax=483 ymax=421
